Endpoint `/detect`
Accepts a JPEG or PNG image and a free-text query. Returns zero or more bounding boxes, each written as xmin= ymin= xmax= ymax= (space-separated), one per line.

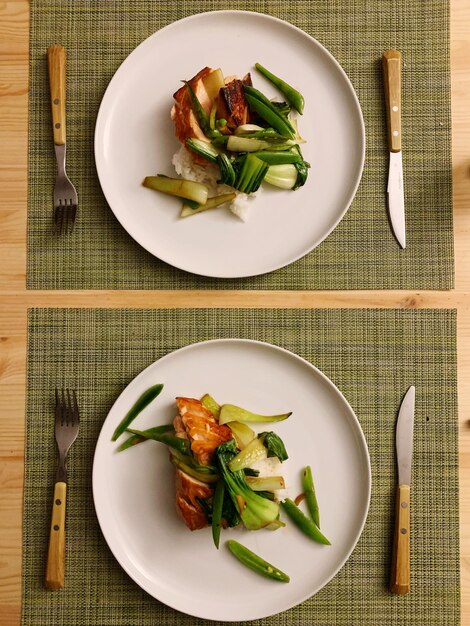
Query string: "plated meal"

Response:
xmin=144 ymin=63 xmax=310 ymax=221
xmin=94 ymin=11 xmax=365 ymax=278
xmin=113 ymin=388 xmax=331 ymax=582
xmin=93 ymin=339 xmax=370 ymax=620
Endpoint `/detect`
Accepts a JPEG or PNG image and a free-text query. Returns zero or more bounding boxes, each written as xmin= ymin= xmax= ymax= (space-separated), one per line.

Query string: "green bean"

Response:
xmin=212 ymin=480 xmax=225 ymax=548
xmin=116 ymin=433 xmax=146 ymax=452
xmin=126 ymin=427 xmax=191 ymax=455
xmin=281 ymin=498 xmax=330 ymax=545
xmin=255 ymin=63 xmax=305 ymax=114
xmin=302 ymin=466 xmax=320 ymax=527
xmin=111 ymin=384 xmax=164 ymax=441
xmin=226 ymin=540 xmax=290 ymax=582
xmin=117 ymin=424 xmax=172 ymax=452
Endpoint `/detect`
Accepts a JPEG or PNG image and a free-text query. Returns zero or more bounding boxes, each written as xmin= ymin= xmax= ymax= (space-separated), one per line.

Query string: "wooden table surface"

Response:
xmin=1 ymin=1 xmax=469 ymax=624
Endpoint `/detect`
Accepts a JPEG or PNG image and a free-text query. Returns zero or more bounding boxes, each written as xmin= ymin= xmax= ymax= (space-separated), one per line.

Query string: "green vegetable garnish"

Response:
xmin=169 ymin=448 xmax=219 ymax=484
xmin=143 ymin=176 xmax=209 ymax=205
xmin=234 ymin=154 xmax=269 ymax=193
xmin=302 ymin=465 xmax=320 ymax=528
xmin=186 ymin=138 xmax=219 ymax=163
xmin=264 ymin=164 xmax=299 ymax=190
xmin=201 ymin=393 xmax=221 ymax=418
xmin=212 ymin=479 xmax=225 ymax=548
xmin=180 ymin=193 xmax=236 ymax=218
xmin=246 ymin=475 xmax=286 ymax=491
xmin=254 ymin=62 xmax=305 ymax=114
xmin=259 ymin=431 xmax=288 ymax=462
xmin=251 ymin=150 xmax=302 ymax=165
xmin=184 ymin=80 xmax=222 ymax=139
xmin=111 ymin=384 xmax=164 ymax=441
xmin=216 ymin=153 xmax=237 ymax=186
xmin=126 ymin=427 xmax=191 ymax=456
xmin=228 ymin=435 xmax=267 ymax=472
xmin=281 ymin=498 xmax=330 ymax=545
xmin=227 ymin=421 xmax=256 ymax=449
xmin=219 ymin=404 xmax=291 ymax=425
xmin=226 ymin=540 xmax=290 ymax=582
xmin=215 ymin=439 xmax=280 ymax=530
xmin=244 ymin=85 xmax=296 ymax=138
xmin=116 ymin=423 xmax=173 ymax=452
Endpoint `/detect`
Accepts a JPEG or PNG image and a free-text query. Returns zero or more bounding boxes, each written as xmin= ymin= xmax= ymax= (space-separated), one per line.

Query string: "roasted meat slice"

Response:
xmin=219 ymin=73 xmax=253 ymax=129
xmin=171 ymin=67 xmax=214 ymax=164
xmin=174 ymin=397 xmax=232 ymax=466
xmin=174 ymin=468 xmax=212 ymax=530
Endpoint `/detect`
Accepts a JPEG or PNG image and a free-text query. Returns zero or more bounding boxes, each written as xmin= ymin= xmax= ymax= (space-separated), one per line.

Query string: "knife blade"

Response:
xmin=390 ymin=385 xmax=415 ymax=595
xmin=383 ymin=50 xmax=406 ymax=249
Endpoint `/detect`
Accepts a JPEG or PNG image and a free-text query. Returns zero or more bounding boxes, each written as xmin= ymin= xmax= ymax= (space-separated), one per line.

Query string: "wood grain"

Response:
xmin=45 ymin=481 xmax=67 ymax=590
xmin=390 ymin=484 xmax=411 ymax=594
xmin=382 ymin=50 xmax=402 ymax=152
xmin=0 ymin=0 xmax=469 ymax=623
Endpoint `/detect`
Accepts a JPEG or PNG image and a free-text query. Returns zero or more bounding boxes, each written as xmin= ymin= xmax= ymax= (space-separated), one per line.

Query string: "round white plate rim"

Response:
xmin=92 ymin=338 xmax=371 ymax=621
xmin=94 ymin=10 xmax=366 ymax=279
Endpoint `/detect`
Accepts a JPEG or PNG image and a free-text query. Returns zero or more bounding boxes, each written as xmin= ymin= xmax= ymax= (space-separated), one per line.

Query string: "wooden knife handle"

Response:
xmin=47 ymin=45 xmax=66 ymax=145
xmin=382 ymin=49 xmax=402 ymax=152
xmin=45 ymin=481 xmax=67 ymax=590
xmin=390 ymin=483 xmax=410 ymax=594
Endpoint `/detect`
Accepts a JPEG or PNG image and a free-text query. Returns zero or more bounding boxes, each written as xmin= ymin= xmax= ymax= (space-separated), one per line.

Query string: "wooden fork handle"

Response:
xmin=45 ymin=481 xmax=67 ymax=590
xmin=47 ymin=45 xmax=66 ymax=145
xmin=390 ymin=484 xmax=410 ymax=594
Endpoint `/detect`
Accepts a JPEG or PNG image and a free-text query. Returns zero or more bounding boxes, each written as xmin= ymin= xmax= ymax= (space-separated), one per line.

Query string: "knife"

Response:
xmin=390 ymin=385 xmax=415 ymax=594
xmin=382 ymin=50 xmax=405 ymax=248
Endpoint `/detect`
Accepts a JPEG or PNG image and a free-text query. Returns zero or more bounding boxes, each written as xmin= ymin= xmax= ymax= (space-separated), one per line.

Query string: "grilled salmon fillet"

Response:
xmin=173 ymin=397 xmax=232 ymax=530
xmin=174 ymin=397 xmax=232 ymax=466
xmin=174 ymin=468 xmax=213 ymax=531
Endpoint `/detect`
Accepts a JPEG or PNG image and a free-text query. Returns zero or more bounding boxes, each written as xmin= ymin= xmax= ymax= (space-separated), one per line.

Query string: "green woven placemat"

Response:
xmin=27 ymin=0 xmax=453 ymax=290
xmin=23 ymin=308 xmax=459 ymax=625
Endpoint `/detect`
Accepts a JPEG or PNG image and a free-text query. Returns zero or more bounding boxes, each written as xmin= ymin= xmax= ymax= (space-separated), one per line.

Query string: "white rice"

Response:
xmin=171 ymin=145 xmax=259 ymax=221
xmin=250 ymin=456 xmax=289 ymax=502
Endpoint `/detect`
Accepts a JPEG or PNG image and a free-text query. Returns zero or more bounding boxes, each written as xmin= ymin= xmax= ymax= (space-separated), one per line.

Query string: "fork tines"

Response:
xmin=54 ymin=201 xmax=77 ymax=235
xmin=55 ymin=388 xmax=80 ymax=426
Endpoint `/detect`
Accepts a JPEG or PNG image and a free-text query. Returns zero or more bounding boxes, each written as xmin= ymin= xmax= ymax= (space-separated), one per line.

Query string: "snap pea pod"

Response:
xmin=111 ymin=384 xmax=164 ymax=441
xmin=212 ymin=480 xmax=225 ymax=548
xmin=281 ymin=498 xmax=331 ymax=545
xmin=255 ymin=63 xmax=305 ymax=114
xmin=226 ymin=540 xmax=290 ymax=582
xmin=302 ymin=466 xmax=320 ymax=528
xmin=244 ymin=86 xmax=296 ymax=139
xmin=116 ymin=424 xmax=173 ymax=452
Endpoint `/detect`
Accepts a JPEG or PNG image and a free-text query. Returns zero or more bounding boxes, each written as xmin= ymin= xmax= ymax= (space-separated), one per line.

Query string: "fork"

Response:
xmin=47 ymin=46 xmax=78 ymax=234
xmin=45 ymin=388 xmax=80 ymax=590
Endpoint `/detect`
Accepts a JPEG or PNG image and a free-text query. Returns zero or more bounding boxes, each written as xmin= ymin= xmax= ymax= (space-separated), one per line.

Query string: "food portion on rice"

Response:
xmin=143 ymin=64 xmax=310 ymax=220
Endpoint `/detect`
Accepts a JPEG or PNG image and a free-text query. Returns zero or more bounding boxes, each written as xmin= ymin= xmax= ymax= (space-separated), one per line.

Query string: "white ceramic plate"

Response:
xmin=93 ymin=339 xmax=371 ymax=621
xmin=94 ymin=11 xmax=365 ymax=278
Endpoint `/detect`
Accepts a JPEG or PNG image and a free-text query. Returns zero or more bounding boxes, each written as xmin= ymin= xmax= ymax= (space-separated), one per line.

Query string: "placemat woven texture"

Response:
xmin=23 ymin=308 xmax=459 ymax=625
xmin=27 ymin=0 xmax=453 ymax=290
